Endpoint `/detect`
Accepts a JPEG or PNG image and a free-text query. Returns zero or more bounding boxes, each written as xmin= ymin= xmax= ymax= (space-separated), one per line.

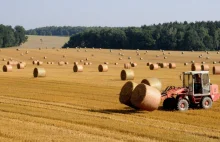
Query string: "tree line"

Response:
xmin=26 ymin=26 xmax=88 ymax=36
xmin=0 ymin=24 xmax=28 ymax=48
xmin=63 ymin=21 xmax=220 ymax=51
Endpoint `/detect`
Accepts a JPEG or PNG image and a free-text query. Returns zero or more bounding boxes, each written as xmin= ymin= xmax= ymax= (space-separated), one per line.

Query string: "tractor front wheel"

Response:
xmin=163 ymin=98 xmax=176 ymax=110
xmin=200 ymin=97 xmax=212 ymax=109
xmin=177 ymin=99 xmax=189 ymax=111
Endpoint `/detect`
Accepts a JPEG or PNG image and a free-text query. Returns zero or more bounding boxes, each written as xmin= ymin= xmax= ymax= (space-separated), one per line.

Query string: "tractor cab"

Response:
xmin=182 ymin=71 xmax=210 ymax=96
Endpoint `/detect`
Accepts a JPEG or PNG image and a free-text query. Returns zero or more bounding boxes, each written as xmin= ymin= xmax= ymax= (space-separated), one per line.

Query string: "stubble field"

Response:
xmin=0 ymin=36 xmax=220 ymax=142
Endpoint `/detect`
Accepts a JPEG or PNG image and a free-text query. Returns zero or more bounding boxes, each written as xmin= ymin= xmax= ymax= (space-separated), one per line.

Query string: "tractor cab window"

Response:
xmin=183 ymin=74 xmax=193 ymax=88
xmin=202 ymin=74 xmax=210 ymax=94
xmin=193 ymin=74 xmax=202 ymax=94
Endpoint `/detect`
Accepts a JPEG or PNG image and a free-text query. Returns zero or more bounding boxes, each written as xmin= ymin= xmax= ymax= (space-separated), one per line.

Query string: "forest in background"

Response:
xmin=0 ymin=25 xmax=27 ymax=48
xmin=25 ymin=21 xmax=220 ymax=51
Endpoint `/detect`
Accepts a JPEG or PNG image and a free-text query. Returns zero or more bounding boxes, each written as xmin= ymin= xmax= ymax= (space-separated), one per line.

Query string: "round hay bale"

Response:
xmin=164 ymin=57 xmax=167 ymax=59
xmin=168 ymin=52 xmax=171 ymax=54
xmin=119 ymin=81 xmax=138 ymax=108
xmin=128 ymin=57 xmax=131 ymax=59
xmin=213 ymin=61 xmax=217 ymax=64
xmin=141 ymin=78 xmax=162 ymax=91
xmin=26 ymin=51 xmax=29 ymax=54
xmin=191 ymin=60 xmax=195 ymax=63
xmin=131 ymin=63 xmax=137 ymax=67
xmin=74 ymin=62 xmax=78 ymax=65
xmin=213 ymin=66 xmax=220 ymax=75
xmin=130 ymin=84 xmax=161 ymax=111
xmin=73 ymin=65 xmax=83 ymax=72
xmin=17 ymin=63 xmax=25 ymax=69
xmin=104 ymin=62 xmax=109 ymax=65
xmin=20 ymin=53 xmax=24 ymax=56
xmin=58 ymin=61 xmax=65 ymax=66
xmin=2 ymin=58 xmax=6 ymax=61
xmin=51 ymin=62 xmax=54 ymax=64
xmin=181 ymin=52 xmax=184 ymax=54
xmin=114 ymin=62 xmax=118 ymax=65
xmin=160 ymin=63 xmax=168 ymax=68
xmin=86 ymin=58 xmax=89 ymax=61
xmin=47 ymin=62 xmax=51 ymax=64
xmin=137 ymin=53 xmax=140 ymax=56
xmin=3 ymin=65 xmax=12 ymax=72
xmin=37 ymin=61 xmax=43 ymax=66
xmin=140 ymin=57 xmax=143 ymax=60
xmin=201 ymin=61 xmax=205 ymax=64
xmin=124 ymin=63 xmax=131 ymax=69
xmin=44 ymin=56 xmax=47 ymax=59
xmin=88 ymin=62 xmax=92 ymax=65
xmin=98 ymin=64 xmax=108 ymax=72
xmin=169 ymin=63 xmax=176 ymax=69
xmin=65 ymin=62 xmax=69 ymax=65
xmin=146 ymin=62 xmax=152 ymax=66
xmin=206 ymin=57 xmax=210 ymax=59
xmin=184 ymin=63 xmax=188 ymax=66
xmin=84 ymin=62 xmax=89 ymax=65
xmin=80 ymin=60 xmax=84 ymax=62
xmin=32 ymin=60 xmax=38 ymax=65
xmin=217 ymin=52 xmax=219 ymax=54
xmin=30 ymin=57 xmax=34 ymax=60
xmin=121 ymin=69 xmax=134 ymax=80
xmin=201 ymin=64 xmax=209 ymax=71
xmin=191 ymin=64 xmax=201 ymax=71
xmin=16 ymin=48 xmax=20 ymax=51
xmin=149 ymin=64 xmax=159 ymax=70
xmin=7 ymin=61 xmax=18 ymax=66
xmin=39 ymin=48 xmax=41 ymax=50
xmin=119 ymin=57 xmax=122 ymax=60
xmin=63 ymin=55 xmax=66 ymax=58
xmin=33 ymin=68 xmax=46 ymax=77
xmin=20 ymin=62 xmax=26 ymax=67
xmin=156 ymin=55 xmax=159 ymax=57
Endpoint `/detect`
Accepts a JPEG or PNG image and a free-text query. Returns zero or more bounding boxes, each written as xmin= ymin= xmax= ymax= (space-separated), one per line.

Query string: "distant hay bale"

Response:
xmin=51 ymin=62 xmax=54 ymax=64
xmin=2 ymin=58 xmax=6 ymax=61
xmin=206 ymin=57 xmax=210 ymax=59
xmin=164 ymin=57 xmax=167 ymax=59
xmin=74 ymin=62 xmax=78 ymax=65
xmin=181 ymin=52 xmax=184 ymax=54
xmin=33 ymin=60 xmax=38 ymax=65
xmin=7 ymin=61 xmax=18 ymax=66
xmin=119 ymin=81 xmax=138 ymax=108
xmin=47 ymin=62 xmax=51 ymax=64
xmin=217 ymin=52 xmax=219 ymax=54
xmin=44 ymin=56 xmax=47 ymax=59
xmin=30 ymin=57 xmax=34 ymax=60
xmin=191 ymin=63 xmax=201 ymax=71
xmin=73 ymin=65 xmax=83 ymax=72
xmin=63 ymin=55 xmax=66 ymax=58
xmin=20 ymin=53 xmax=24 ymax=56
xmin=156 ymin=55 xmax=159 ymax=57
xmin=98 ymin=64 xmax=108 ymax=72
xmin=84 ymin=62 xmax=89 ymax=65
xmin=184 ymin=63 xmax=188 ymax=66
xmin=149 ymin=64 xmax=159 ymax=70
xmin=88 ymin=62 xmax=92 ymax=65
xmin=114 ymin=62 xmax=118 ymax=65
xmin=201 ymin=61 xmax=205 ymax=64
xmin=80 ymin=60 xmax=84 ymax=62
xmin=169 ymin=63 xmax=176 ymax=69
xmin=25 ymin=51 xmax=29 ymax=54
xmin=213 ymin=66 xmax=220 ymax=75
xmin=199 ymin=56 xmax=202 ymax=58
xmin=104 ymin=62 xmax=109 ymax=65
xmin=141 ymin=78 xmax=162 ymax=91
xmin=65 ymin=61 xmax=69 ymax=65
xmin=17 ymin=63 xmax=25 ymax=69
xmin=119 ymin=57 xmax=122 ymax=60
xmin=191 ymin=60 xmax=195 ymax=63
xmin=39 ymin=48 xmax=41 ymax=50
xmin=201 ymin=64 xmax=209 ymax=71
xmin=168 ymin=52 xmax=171 ymax=54
xmin=137 ymin=53 xmax=140 ymax=56
xmin=86 ymin=58 xmax=89 ymax=61
xmin=146 ymin=50 xmax=148 ymax=53
xmin=131 ymin=63 xmax=137 ymax=67
xmin=3 ymin=65 xmax=12 ymax=72
xmin=130 ymin=84 xmax=161 ymax=111
xmin=121 ymin=69 xmax=134 ymax=80
xmin=20 ymin=62 xmax=26 ymax=67
xmin=213 ymin=61 xmax=217 ymax=64
xmin=128 ymin=57 xmax=131 ymax=59
xmin=140 ymin=57 xmax=143 ymax=60
xmin=160 ymin=63 xmax=168 ymax=68
xmin=16 ymin=48 xmax=20 ymax=51
xmin=146 ymin=62 xmax=152 ymax=66
xmin=37 ymin=61 xmax=43 ymax=66
xmin=33 ymin=68 xmax=46 ymax=78
xmin=124 ymin=63 xmax=131 ymax=69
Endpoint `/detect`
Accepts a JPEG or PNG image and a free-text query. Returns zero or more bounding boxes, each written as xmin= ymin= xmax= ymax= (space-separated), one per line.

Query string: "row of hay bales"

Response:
xmin=119 ymin=78 xmax=162 ymax=111
xmin=148 ymin=63 xmax=176 ymax=70
xmin=191 ymin=63 xmax=220 ymax=74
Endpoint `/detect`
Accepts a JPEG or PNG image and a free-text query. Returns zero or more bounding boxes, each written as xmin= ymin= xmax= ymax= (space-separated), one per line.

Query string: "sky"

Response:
xmin=0 ymin=0 xmax=220 ymax=30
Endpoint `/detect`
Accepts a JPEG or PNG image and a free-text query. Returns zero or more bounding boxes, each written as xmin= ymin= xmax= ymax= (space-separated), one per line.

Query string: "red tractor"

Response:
xmin=162 ymin=71 xmax=220 ymax=111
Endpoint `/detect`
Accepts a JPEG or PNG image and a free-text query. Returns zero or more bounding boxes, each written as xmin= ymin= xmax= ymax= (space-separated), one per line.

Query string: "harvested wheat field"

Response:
xmin=0 ymin=36 xmax=220 ymax=142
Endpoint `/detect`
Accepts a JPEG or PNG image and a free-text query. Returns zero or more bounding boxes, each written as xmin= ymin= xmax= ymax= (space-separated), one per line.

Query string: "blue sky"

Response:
xmin=0 ymin=0 xmax=219 ymax=29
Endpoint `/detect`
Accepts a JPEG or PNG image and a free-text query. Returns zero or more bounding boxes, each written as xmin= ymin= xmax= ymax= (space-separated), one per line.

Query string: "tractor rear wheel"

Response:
xmin=177 ymin=99 xmax=189 ymax=111
xmin=200 ymin=97 xmax=212 ymax=109
xmin=163 ymin=98 xmax=176 ymax=110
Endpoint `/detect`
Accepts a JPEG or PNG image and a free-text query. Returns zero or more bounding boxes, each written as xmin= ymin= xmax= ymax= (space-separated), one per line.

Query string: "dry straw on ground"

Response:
xmin=120 ymin=69 xmax=134 ymax=80
xmin=130 ymin=84 xmax=161 ymax=111
xmin=33 ymin=68 xmax=46 ymax=78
